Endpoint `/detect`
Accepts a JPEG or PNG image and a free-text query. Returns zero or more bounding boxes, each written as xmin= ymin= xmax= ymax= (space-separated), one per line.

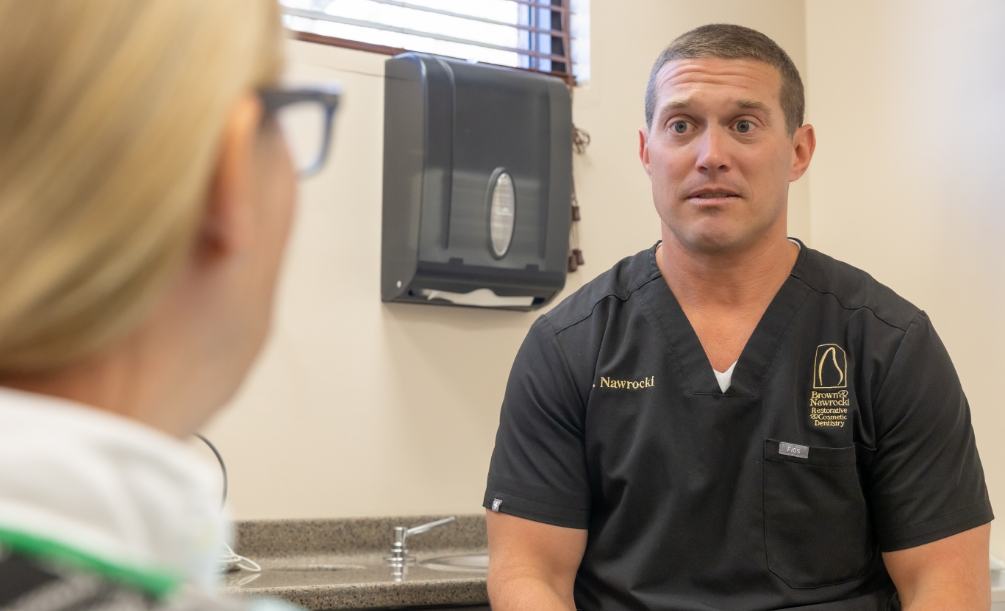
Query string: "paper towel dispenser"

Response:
xmin=381 ymin=53 xmax=572 ymax=310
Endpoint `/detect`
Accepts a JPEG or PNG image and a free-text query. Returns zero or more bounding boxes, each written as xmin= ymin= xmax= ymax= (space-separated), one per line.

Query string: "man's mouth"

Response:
xmin=685 ymin=188 xmax=742 ymax=204
xmin=687 ymin=188 xmax=741 ymax=200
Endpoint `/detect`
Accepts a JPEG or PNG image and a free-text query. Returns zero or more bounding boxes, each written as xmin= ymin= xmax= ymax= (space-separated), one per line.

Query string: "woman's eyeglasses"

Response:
xmin=259 ymin=85 xmax=341 ymax=178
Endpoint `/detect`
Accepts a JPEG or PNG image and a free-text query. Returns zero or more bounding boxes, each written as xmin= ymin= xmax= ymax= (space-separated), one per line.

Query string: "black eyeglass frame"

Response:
xmin=258 ymin=85 xmax=341 ymax=177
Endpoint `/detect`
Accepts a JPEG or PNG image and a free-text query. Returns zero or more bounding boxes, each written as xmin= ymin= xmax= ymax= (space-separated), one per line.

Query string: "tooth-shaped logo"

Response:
xmin=812 ymin=344 xmax=848 ymax=389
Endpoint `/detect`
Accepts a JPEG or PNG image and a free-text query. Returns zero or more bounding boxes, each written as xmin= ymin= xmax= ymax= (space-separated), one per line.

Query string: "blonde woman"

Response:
xmin=0 ymin=1 xmax=338 ymax=609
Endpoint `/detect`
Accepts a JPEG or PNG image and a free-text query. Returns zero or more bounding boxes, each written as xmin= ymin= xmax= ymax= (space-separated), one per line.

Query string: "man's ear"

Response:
xmin=789 ymin=123 xmax=816 ymax=182
xmin=639 ymin=128 xmax=652 ymax=176
xmin=200 ymin=94 xmax=265 ymax=258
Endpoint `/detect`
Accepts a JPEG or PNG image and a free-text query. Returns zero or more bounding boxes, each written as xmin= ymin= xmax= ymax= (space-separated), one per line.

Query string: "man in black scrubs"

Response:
xmin=483 ymin=24 xmax=993 ymax=610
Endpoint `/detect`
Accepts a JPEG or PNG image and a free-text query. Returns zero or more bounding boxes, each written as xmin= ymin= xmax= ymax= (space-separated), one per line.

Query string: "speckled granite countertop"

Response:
xmin=223 ymin=515 xmax=488 ymax=610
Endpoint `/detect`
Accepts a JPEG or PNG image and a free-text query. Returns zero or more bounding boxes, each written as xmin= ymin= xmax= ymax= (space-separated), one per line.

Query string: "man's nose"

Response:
xmin=695 ymin=126 xmax=731 ymax=173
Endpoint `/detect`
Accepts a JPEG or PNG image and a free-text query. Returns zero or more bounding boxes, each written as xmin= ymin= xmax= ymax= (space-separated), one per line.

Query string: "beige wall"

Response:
xmin=804 ymin=1 xmax=1004 ymax=556
xmin=206 ymin=0 xmax=808 ymax=521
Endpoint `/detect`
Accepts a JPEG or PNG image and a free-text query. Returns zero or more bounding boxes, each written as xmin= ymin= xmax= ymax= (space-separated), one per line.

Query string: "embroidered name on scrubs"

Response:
xmin=809 ymin=343 xmax=851 ymax=428
xmin=597 ymin=375 xmax=655 ymax=390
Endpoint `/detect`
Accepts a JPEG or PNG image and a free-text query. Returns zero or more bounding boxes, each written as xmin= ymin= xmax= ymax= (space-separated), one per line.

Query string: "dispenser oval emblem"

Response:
xmin=488 ymin=169 xmax=516 ymax=259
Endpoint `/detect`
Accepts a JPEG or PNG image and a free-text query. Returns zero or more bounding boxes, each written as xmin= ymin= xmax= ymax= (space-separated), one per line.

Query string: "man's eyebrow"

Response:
xmin=653 ymin=98 xmax=692 ymax=123
xmin=663 ymin=98 xmax=692 ymax=110
xmin=659 ymin=98 xmax=771 ymax=113
xmin=737 ymin=99 xmax=770 ymax=113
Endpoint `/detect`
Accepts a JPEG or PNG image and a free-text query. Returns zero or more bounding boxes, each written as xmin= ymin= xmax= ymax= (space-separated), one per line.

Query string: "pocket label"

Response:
xmin=778 ymin=442 xmax=810 ymax=459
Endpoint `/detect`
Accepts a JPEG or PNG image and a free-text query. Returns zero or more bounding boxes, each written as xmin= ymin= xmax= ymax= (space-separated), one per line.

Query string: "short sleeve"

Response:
xmin=868 ymin=312 xmax=993 ymax=551
xmin=483 ymin=317 xmax=590 ymax=529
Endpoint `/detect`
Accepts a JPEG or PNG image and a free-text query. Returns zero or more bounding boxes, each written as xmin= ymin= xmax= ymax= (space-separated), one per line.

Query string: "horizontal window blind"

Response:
xmin=280 ymin=0 xmax=590 ymax=83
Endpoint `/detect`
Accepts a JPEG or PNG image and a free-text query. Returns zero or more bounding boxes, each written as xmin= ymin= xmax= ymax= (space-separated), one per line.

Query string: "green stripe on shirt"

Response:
xmin=0 ymin=526 xmax=180 ymax=599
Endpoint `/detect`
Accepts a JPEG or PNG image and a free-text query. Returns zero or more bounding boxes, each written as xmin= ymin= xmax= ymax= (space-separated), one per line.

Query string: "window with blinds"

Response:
xmin=280 ymin=0 xmax=590 ymax=84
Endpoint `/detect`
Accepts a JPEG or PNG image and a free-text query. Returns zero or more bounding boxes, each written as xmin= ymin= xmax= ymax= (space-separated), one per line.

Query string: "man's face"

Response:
xmin=640 ymin=57 xmax=813 ymax=254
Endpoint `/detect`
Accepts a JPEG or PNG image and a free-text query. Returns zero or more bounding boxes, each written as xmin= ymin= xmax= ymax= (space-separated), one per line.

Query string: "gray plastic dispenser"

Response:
xmin=381 ymin=53 xmax=572 ymax=310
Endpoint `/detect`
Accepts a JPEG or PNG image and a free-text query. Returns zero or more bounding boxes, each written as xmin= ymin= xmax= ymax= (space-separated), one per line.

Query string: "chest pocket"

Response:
xmin=762 ymin=439 xmax=876 ymax=588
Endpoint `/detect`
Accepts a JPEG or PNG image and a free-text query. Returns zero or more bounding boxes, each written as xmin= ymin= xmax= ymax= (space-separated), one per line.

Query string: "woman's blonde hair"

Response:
xmin=0 ymin=1 xmax=283 ymax=373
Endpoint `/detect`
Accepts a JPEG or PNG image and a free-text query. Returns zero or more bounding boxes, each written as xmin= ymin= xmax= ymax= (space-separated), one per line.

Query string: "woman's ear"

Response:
xmin=200 ymin=93 xmax=265 ymax=258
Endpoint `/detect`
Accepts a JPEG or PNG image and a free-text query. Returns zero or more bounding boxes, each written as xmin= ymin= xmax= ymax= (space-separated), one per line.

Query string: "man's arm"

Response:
xmin=865 ymin=313 xmax=994 ymax=608
xmin=882 ymin=523 xmax=991 ymax=611
xmin=486 ymin=511 xmax=587 ymax=611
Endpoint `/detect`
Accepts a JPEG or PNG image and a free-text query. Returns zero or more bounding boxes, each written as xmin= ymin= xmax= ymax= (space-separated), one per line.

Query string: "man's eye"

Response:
xmin=735 ymin=119 xmax=754 ymax=133
xmin=669 ymin=120 xmax=689 ymax=134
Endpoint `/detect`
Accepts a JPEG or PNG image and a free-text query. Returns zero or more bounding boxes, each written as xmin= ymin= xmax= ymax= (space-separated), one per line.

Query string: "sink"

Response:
xmin=419 ymin=553 xmax=489 ymax=573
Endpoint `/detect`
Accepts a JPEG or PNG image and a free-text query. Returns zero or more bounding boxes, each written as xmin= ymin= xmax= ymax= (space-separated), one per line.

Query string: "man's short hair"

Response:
xmin=645 ymin=24 xmax=805 ymax=134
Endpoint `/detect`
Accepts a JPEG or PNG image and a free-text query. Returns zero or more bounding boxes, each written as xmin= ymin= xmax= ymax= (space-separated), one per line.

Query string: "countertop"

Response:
xmin=223 ymin=515 xmax=488 ymax=610
xmin=225 ymin=515 xmax=1004 ymax=608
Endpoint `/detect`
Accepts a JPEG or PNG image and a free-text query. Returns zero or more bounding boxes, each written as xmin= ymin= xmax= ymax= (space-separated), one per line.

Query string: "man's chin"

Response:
xmin=674 ymin=227 xmax=745 ymax=255
xmin=670 ymin=215 xmax=783 ymax=255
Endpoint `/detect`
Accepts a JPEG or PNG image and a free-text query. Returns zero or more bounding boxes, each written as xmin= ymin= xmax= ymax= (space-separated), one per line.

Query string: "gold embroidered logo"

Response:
xmin=598 ymin=376 xmax=655 ymax=390
xmin=813 ymin=344 xmax=847 ymax=389
xmin=809 ymin=344 xmax=850 ymax=428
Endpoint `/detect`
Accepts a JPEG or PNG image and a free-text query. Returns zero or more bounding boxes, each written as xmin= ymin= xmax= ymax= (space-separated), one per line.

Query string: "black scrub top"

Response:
xmin=483 ymin=241 xmax=993 ymax=611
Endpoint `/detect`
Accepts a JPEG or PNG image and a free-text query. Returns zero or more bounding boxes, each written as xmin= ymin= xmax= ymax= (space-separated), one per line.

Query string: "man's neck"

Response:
xmin=656 ymin=232 xmax=799 ymax=311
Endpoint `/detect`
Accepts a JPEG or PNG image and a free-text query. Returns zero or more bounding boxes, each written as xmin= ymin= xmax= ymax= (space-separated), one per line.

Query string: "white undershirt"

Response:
xmin=714 ymin=362 xmax=737 ymax=393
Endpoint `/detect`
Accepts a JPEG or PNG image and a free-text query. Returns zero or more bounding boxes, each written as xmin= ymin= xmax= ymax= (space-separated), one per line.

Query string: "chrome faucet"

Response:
xmin=388 ymin=516 xmax=456 ymax=567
